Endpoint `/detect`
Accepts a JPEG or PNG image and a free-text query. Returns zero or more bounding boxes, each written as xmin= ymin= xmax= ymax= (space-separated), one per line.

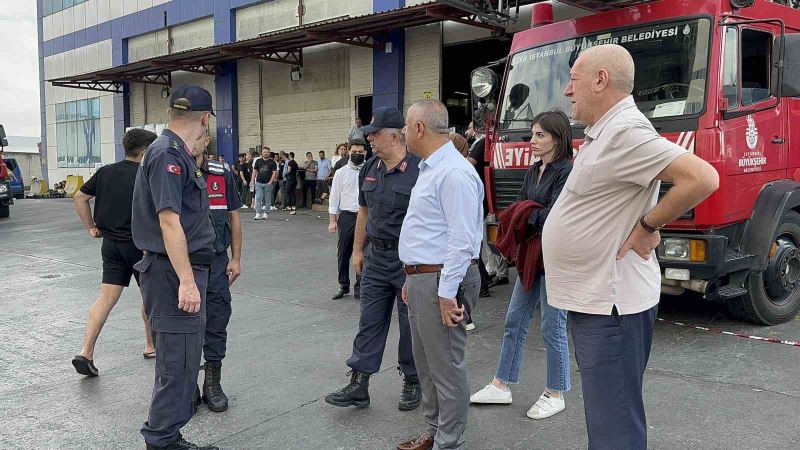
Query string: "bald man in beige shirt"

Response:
xmin=542 ymin=45 xmax=718 ymax=450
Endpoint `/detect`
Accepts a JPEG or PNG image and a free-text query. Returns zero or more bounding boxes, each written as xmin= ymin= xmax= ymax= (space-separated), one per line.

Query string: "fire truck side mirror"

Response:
xmin=0 ymin=124 xmax=8 ymax=148
xmin=780 ymin=34 xmax=800 ymax=97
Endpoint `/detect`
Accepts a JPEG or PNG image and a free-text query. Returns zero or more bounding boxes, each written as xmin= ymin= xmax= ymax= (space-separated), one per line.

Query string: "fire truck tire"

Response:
xmin=0 ymin=204 xmax=8 ymax=219
xmin=729 ymin=211 xmax=800 ymax=325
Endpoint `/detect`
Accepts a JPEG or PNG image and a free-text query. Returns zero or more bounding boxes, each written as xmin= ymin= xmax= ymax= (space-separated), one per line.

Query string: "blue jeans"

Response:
xmin=254 ymin=182 xmax=274 ymax=214
xmin=495 ymin=273 xmax=571 ymax=392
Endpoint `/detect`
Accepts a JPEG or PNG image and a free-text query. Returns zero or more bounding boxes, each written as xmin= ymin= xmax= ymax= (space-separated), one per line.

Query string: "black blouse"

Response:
xmin=517 ymin=158 xmax=573 ymax=233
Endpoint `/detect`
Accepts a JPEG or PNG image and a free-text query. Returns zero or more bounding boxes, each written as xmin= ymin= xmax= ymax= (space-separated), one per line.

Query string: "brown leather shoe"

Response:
xmin=396 ymin=432 xmax=434 ymax=450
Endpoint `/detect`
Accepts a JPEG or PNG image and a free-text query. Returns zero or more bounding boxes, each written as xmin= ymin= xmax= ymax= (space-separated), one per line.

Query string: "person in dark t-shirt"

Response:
xmin=71 ymin=128 xmax=158 ymax=377
xmin=284 ymin=152 xmax=299 ymax=214
xmin=252 ymin=149 xmax=278 ymax=219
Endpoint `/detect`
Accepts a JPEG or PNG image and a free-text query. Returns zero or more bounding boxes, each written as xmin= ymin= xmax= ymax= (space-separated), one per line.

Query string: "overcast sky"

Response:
xmin=0 ymin=2 xmax=40 ymax=138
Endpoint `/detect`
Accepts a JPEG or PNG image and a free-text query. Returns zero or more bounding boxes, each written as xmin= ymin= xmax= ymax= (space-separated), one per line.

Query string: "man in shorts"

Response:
xmin=71 ymin=128 xmax=158 ymax=376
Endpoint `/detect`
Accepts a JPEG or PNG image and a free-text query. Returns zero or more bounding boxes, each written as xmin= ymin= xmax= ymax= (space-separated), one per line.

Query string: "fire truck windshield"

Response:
xmin=499 ymin=18 xmax=711 ymax=130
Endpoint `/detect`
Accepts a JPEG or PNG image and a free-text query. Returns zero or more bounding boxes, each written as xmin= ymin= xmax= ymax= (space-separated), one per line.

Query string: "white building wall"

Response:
xmin=127 ymin=17 xmax=214 ymax=63
xmin=236 ymin=0 xmax=372 ymax=41
xmin=349 ymin=46 xmax=373 ymax=124
xmin=404 ymin=24 xmax=441 ymax=112
xmin=237 ymin=59 xmax=262 ymax=153
xmin=43 ymin=40 xmax=115 ymax=184
xmin=259 ymin=44 xmax=352 ymax=155
xmin=44 ymin=0 xmax=173 ymax=41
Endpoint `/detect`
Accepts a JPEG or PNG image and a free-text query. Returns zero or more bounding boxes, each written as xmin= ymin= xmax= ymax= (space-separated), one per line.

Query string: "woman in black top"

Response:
xmin=470 ymin=110 xmax=574 ymax=421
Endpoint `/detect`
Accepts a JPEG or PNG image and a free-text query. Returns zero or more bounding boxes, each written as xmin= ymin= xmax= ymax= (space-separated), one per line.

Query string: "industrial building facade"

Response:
xmin=37 ymin=0 xmax=585 ymax=184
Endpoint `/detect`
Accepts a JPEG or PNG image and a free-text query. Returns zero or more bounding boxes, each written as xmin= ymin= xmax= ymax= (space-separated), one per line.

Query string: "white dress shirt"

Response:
xmin=329 ymin=163 xmax=361 ymax=215
xmin=399 ymin=141 xmax=484 ymax=299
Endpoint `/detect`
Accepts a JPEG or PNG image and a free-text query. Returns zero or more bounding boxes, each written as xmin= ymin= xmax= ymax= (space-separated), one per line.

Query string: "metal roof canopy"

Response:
xmin=50 ymin=1 xmax=534 ymax=93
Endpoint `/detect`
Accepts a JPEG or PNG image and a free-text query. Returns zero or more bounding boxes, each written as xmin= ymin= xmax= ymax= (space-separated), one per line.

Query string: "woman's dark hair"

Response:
xmin=531 ymin=110 xmax=572 ymax=162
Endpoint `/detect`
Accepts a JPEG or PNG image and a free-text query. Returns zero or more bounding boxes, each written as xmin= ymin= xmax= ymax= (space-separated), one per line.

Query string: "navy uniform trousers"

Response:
xmin=204 ymin=251 xmax=232 ymax=362
xmin=138 ymin=253 xmax=210 ymax=446
xmin=346 ymin=242 xmax=416 ymax=378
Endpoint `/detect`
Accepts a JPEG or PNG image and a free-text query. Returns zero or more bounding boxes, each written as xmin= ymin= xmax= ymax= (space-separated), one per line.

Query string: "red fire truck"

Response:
xmin=472 ymin=0 xmax=800 ymax=324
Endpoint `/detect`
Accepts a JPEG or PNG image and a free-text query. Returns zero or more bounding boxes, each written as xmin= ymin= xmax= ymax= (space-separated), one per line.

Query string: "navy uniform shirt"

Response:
xmin=201 ymin=159 xmax=243 ymax=254
xmin=358 ymin=151 xmax=421 ymax=242
xmin=132 ymin=129 xmax=215 ymax=255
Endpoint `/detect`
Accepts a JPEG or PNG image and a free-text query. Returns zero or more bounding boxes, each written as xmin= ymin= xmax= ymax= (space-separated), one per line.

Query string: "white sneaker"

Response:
xmin=466 ymin=322 xmax=476 ymax=331
xmin=470 ymin=384 xmax=512 ymax=404
xmin=270 ymin=206 xmax=277 ymax=211
xmin=526 ymin=392 xmax=565 ymax=420
xmin=262 ymin=213 xmax=269 ymax=220
xmin=254 ymin=213 xmax=262 ymax=220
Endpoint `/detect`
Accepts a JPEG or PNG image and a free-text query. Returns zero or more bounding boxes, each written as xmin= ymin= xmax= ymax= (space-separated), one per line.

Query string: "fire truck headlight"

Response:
xmin=660 ymin=238 xmax=706 ymax=262
xmin=471 ymin=68 xmax=497 ymax=98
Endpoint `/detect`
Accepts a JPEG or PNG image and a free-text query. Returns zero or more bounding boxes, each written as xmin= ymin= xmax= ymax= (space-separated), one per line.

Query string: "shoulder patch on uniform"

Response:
xmin=365 ymin=176 xmax=377 ymax=182
xmin=166 ymin=164 xmax=182 ymax=175
xmin=399 ymin=161 xmax=408 ymax=172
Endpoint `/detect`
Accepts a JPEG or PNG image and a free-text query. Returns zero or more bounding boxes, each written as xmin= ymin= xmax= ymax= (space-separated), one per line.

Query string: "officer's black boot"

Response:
xmin=202 ymin=361 xmax=229 ymax=412
xmin=398 ymin=375 xmax=422 ymax=411
xmin=145 ymin=433 xmax=219 ymax=450
xmin=324 ymin=370 xmax=370 ymax=407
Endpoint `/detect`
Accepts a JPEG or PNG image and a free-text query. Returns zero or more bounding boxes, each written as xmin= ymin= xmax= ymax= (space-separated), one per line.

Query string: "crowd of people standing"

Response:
xmin=67 ymin=44 xmax=721 ymax=450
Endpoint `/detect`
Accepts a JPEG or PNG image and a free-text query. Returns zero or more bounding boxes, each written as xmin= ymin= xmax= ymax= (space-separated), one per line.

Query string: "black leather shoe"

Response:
xmin=324 ymin=370 xmax=370 ymax=407
xmin=479 ymin=286 xmax=491 ymax=298
xmin=202 ymin=361 xmax=229 ymax=412
xmin=332 ymin=287 xmax=349 ymax=300
xmin=146 ymin=434 xmax=218 ymax=449
xmin=488 ymin=276 xmax=509 ymax=288
xmin=398 ymin=377 xmax=421 ymax=411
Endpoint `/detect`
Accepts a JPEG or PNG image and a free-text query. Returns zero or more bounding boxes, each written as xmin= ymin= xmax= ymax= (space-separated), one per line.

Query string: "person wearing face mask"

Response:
xmin=328 ymin=140 xmax=367 ymax=300
xmin=131 ymin=85 xmax=218 ymax=450
xmin=324 ymin=107 xmax=421 ymax=413
xmin=470 ymin=110 xmax=573 ymax=422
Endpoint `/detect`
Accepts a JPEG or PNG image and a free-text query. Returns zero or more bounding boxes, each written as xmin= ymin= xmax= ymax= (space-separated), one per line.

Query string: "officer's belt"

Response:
xmin=403 ymin=260 xmax=479 ymax=275
xmin=368 ymin=236 xmax=399 ymax=251
xmin=147 ymin=250 xmax=215 ymax=267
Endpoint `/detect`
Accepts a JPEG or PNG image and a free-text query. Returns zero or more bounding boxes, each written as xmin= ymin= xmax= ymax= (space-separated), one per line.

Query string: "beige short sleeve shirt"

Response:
xmin=541 ymin=96 xmax=688 ymax=315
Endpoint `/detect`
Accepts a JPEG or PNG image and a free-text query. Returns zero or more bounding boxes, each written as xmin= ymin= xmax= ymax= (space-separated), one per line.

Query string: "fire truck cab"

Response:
xmin=472 ymin=0 xmax=800 ymax=324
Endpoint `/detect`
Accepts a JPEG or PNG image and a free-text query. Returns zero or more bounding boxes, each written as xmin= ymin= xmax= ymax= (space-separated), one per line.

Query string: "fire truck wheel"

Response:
xmin=0 ymin=204 xmax=8 ymax=219
xmin=729 ymin=211 xmax=800 ymax=325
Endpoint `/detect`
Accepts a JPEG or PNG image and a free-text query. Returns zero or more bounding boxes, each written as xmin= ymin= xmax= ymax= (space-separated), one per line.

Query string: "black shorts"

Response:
xmin=101 ymin=238 xmax=144 ymax=287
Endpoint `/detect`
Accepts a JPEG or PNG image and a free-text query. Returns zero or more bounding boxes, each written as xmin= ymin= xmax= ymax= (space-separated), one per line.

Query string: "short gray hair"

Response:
xmin=383 ymin=127 xmax=405 ymax=144
xmin=411 ymin=100 xmax=449 ymax=134
xmin=168 ymin=108 xmax=207 ymax=122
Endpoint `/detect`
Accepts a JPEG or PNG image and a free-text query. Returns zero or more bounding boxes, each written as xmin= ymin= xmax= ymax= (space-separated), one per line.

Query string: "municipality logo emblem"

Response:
xmin=212 ymin=181 xmax=219 ymax=191
xmin=745 ymin=115 xmax=758 ymax=150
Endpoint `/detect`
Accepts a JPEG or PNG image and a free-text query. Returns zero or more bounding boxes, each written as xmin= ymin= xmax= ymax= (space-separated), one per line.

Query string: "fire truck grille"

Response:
xmin=493 ymin=169 xmax=526 ymax=211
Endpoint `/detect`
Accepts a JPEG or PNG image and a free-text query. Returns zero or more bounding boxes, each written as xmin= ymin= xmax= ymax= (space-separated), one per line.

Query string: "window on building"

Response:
xmin=55 ymin=98 xmax=101 ymax=168
xmin=44 ymin=0 xmax=87 ymax=17
xmin=741 ymin=28 xmax=772 ymax=106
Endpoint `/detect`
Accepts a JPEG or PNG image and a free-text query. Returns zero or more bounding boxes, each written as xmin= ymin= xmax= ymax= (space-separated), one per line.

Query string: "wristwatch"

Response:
xmin=639 ymin=216 xmax=662 ymax=233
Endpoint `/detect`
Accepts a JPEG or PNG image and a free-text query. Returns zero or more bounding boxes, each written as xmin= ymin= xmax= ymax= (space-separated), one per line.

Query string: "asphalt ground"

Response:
xmin=0 ymin=198 xmax=798 ymax=449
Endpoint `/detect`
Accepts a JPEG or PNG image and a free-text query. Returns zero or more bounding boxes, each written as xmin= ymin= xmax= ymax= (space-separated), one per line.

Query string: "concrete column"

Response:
xmin=373 ymin=1 xmax=405 ymax=111
xmin=112 ymin=38 xmax=129 ymax=162
xmin=213 ymin=4 xmax=238 ymax=163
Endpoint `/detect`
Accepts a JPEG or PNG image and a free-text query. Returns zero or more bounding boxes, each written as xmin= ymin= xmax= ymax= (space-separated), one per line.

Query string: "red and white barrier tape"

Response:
xmin=657 ymin=318 xmax=800 ymax=348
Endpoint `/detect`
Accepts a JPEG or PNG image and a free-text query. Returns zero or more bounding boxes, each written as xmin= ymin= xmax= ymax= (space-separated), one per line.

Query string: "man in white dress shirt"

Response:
xmin=397 ymin=100 xmax=484 ymax=450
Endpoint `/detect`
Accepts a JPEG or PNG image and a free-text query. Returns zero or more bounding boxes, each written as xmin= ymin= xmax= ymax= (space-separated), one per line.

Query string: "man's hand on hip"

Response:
xmin=178 ymin=281 xmax=201 ymax=313
xmin=617 ymin=222 xmax=660 ymax=260
xmin=439 ymin=297 xmax=465 ymax=327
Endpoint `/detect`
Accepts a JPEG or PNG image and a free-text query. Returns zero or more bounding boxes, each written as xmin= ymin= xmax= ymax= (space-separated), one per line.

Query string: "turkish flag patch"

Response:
xmin=166 ymin=164 xmax=182 ymax=175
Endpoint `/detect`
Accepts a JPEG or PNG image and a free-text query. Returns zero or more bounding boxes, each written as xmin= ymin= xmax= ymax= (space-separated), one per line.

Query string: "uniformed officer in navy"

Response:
xmin=324 ymin=107 xmax=422 ymax=411
xmin=132 ymin=84 xmax=218 ymax=450
xmin=193 ymin=136 xmax=243 ymax=413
